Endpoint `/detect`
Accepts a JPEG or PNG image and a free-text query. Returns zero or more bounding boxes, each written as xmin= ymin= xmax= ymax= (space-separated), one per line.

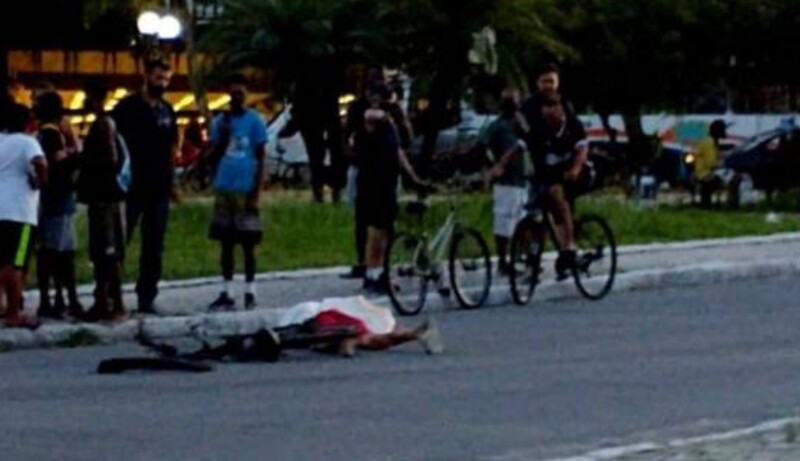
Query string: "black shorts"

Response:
xmin=356 ymin=189 xmax=398 ymax=230
xmin=0 ymin=221 xmax=36 ymax=270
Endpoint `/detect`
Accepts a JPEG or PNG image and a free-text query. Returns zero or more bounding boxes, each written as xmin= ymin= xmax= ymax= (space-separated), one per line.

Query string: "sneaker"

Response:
xmin=209 ymin=292 xmax=235 ymax=311
xmin=244 ymin=293 xmax=257 ymax=311
xmin=340 ymin=265 xmax=366 ymax=280
xmin=361 ymin=278 xmax=382 ymax=296
xmin=137 ymin=302 xmax=161 ymax=316
xmin=418 ymin=318 xmax=444 ymax=355
xmin=555 ymin=250 xmax=577 ymax=281
xmin=362 ymin=273 xmax=390 ymax=296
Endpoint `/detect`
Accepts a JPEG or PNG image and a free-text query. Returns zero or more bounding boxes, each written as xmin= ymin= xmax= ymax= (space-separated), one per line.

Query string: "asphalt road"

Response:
xmin=2 ymin=277 xmax=800 ymax=461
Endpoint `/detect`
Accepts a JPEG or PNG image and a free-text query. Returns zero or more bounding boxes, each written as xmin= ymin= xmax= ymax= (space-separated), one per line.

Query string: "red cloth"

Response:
xmin=314 ymin=309 xmax=370 ymax=337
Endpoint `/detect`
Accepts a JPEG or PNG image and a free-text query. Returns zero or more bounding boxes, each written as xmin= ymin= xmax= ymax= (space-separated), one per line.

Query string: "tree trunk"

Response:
xmin=182 ymin=4 xmax=209 ymax=120
xmin=421 ymin=53 xmax=467 ymax=179
xmin=597 ymin=108 xmax=617 ymax=144
xmin=323 ymin=71 xmax=346 ymax=194
xmin=622 ymin=108 xmax=651 ymax=199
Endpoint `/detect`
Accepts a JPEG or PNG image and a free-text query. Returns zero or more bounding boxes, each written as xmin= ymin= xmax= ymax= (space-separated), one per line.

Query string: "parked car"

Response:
xmin=725 ymin=125 xmax=800 ymax=195
xmin=406 ymin=107 xmax=496 ymax=185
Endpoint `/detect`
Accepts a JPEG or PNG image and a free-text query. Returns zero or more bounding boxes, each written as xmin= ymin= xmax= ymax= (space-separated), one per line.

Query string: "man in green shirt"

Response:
xmin=481 ymin=88 xmax=531 ymax=274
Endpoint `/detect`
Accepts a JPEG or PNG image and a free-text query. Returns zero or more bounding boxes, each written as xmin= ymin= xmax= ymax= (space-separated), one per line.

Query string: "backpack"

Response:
xmin=114 ymin=130 xmax=132 ymax=194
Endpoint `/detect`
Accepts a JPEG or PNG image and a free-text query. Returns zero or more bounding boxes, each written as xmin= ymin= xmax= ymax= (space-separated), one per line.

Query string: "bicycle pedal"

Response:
xmin=438 ymin=287 xmax=452 ymax=298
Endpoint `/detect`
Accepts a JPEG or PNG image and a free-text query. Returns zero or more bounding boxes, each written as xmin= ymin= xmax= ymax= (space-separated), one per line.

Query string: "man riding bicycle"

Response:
xmin=529 ymin=93 xmax=589 ymax=278
xmin=494 ymin=92 xmax=589 ymax=279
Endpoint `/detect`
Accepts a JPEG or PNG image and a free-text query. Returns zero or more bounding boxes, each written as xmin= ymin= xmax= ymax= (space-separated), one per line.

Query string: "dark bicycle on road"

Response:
xmin=508 ymin=186 xmax=617 ymax=305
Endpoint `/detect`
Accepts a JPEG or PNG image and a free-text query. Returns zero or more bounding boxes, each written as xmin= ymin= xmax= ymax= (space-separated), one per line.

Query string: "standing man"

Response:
xmin=206 ymin=74 xmax=268 ymax=311
xmin=483 ymin=88 xmax=531 ymax=275
xmin=694 ymin=119 xmax=727 ymax=208
xmin=0 ymin=104 xmax=47 ymax=328
xmin=341 ymin=69 xmax=414 ymax=280
xmin=359 ymin=85 xmax=423 ymax=294
xmin=113 ymin=59 xmax=179 ymax=314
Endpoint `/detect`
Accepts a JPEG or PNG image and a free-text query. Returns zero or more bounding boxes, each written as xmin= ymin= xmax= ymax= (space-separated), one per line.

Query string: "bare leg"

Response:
xmin=2 ymin=268 xmax=37 ymax=327
xmin=357 ymin=319 xmax=443 ymax=355
xmin=549 ymin=185 xmax=575 ymax=250
xmin=357 ymin=328 xmax=422 ymax=351
xmin=365 ymin=227 xmax=391 ymax=269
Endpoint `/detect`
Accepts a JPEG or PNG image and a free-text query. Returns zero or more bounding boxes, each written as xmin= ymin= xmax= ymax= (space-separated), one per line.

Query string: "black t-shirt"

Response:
xmin=521 ymin=92 xmax=586 ymax=181
xmin=347 ymin=98 xmax=412 ymax=164
xmin=527 ymin=116 xmax=587 ymax=182
xmin=112 ymin=93 xmax=177 ymax=199
xmin=357 ymin=119 xmax=400 ymax=196
xmin=520 ymin=92 xmax=580 ymax=137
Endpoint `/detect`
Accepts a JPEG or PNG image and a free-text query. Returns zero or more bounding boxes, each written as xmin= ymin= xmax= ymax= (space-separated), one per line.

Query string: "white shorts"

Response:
xmin=493 ymin=185 xmax=527 ymax=238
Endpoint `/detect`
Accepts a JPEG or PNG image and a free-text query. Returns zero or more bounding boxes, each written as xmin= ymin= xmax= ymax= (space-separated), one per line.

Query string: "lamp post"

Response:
xmin=137 ymin=10 xmax=183 ymax=40
xmin=136 ymin=9 xmax=183 ymax=64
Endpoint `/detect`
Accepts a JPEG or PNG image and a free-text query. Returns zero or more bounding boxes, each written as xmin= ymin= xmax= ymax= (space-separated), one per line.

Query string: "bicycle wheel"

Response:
xmin=509 ymin=216 xmax=545 ymax=306
xmin=385 ymin=232 xmax=430 ymax=316
xmin=449 ymin=228 xmax=492 ymax=309
xmin=573 ymin=214 xmax=617 ymax=300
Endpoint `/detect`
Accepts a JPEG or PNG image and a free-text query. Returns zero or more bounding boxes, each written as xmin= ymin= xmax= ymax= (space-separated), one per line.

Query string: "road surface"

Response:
xmin=2 ymin=277 xmax=800 ymax=461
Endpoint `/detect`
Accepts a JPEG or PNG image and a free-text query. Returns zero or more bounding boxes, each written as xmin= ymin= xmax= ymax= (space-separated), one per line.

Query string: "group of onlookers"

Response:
xmin=0 ymin=57 xmax=597 ymax=328
xmin=0 ymin=59 xmax=181 ymax=327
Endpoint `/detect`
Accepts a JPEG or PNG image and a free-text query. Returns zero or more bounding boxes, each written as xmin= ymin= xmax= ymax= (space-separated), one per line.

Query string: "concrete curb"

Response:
xmin=538 ymin=417 xmax=800 ymax=461
xmin=4 ymin=257 xmax=800 ymax=353
xmin=22 ymin=232 xmax=800 ymax=301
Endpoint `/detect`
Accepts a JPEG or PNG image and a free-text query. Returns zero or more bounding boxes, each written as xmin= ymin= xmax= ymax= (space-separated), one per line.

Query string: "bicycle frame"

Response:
xmin=427 ymin=210 xmax=457 ymax=263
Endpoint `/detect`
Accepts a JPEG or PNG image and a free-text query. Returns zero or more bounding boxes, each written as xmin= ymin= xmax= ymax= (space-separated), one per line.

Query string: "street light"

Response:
xmin=137 ymin=10 xmax=183 ymax=40
xmin=137 ymin=11 xmax=161 ymax=36
xmin=158 ymin=15 xmax=183 ymax=40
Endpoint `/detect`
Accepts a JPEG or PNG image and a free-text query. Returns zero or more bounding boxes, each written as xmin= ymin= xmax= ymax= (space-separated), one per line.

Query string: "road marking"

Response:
xmin=535 ymin=417 xmax=800 ymax=461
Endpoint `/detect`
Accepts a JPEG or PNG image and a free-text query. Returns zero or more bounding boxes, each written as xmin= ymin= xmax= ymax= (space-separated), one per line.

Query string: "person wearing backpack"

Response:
xmin=78 ymin=82 xmax=129 ymax=322
xmin=33 ymin=91 xmax=84 ymax=320
xmin=206 ymin=74 xmax=268 ymax=311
